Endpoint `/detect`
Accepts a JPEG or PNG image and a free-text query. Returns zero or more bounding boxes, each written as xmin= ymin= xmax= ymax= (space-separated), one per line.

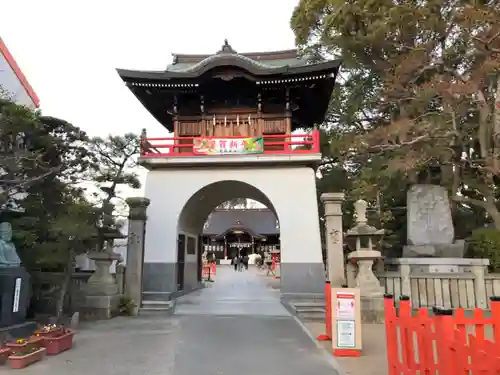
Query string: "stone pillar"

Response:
xmin=400 ymin=264 xmax=411 ymax=299
xmin=116 ymin=264 xmax=125 ymax=295
xmin=320 ymin=193 xmax=345 ymax=287
xmin=471 ymin=264 xmax=487 ymax=308
xmin=125 ymin=197 xmax=150 ymax=315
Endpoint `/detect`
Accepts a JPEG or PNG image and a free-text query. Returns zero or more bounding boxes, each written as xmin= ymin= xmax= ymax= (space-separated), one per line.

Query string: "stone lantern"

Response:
xmin=83 ymin=226 xmax=125 ymax=319
xmin=345 ymin=199 xmax=385 ymax=322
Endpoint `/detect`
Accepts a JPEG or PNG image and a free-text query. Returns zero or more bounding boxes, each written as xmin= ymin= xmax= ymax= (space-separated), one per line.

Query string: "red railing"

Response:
xmin=384 ymin=294 xmax=500 ymax=375
xmin=140 ymin=130 xmax=320 ymax=157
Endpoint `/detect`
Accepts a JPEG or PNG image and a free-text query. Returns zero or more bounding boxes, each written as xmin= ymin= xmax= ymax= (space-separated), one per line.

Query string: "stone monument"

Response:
xmin=345 ymin=200 xmax=385 ymax=323
xmin=0 ymin=222 xmax=35 ymax=336
xmin=403 ymin=184 xmax=465 ymax=258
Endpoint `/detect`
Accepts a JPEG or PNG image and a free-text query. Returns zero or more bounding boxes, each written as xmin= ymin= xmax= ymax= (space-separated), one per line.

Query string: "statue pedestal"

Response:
xmin=0 ymin=267 xmax=31 ymax=327
xmin=0 ymin=267 xmax=36 ymax=337
xmin=347 ymin=250 xmax=385 ymax=323
xmin=82 ymin=252 xmax=121 ymax=320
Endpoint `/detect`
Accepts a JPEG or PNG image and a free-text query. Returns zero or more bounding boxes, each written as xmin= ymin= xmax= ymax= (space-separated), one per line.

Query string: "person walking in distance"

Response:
xmin=238 ymin=255 xmax=244 ymax=271
xmin=233 ymin=255 xmax=239 ymax=271
xmin=243 ymin=254 xmax=249 ymax=270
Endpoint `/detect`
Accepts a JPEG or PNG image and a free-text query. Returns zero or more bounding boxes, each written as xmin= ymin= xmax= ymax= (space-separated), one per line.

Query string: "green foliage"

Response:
xmin=467 ymin=228 xmax=500 ymax=272
xmin=87 ymin=133 xmax=141 ymax=250
xmin=118 ymin=296 xmax=137 ymax=316
xmin=291 ymin=0 xmax=500 ymax=234
xmin=0 ymin=97 xmax=145 ymax=317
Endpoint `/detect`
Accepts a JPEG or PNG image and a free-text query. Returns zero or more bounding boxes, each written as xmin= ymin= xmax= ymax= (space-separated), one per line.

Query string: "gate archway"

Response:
xmin=141 ymin=167 xmax=324 ymax=300
xmin=178 ymin=180 xmax=278 ymax=234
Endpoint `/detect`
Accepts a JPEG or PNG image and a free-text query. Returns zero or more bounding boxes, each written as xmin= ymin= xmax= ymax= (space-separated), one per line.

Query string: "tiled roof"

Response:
xmin=203 ymin=209 xmax=278 ymax=235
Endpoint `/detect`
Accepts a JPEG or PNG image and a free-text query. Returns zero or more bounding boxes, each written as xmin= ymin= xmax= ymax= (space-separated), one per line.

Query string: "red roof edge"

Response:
xmin=0 ymin=38 xmax=40 ymax=107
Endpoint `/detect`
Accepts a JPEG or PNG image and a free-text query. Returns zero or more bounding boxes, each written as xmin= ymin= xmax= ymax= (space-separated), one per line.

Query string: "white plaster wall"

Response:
xmin=143 ymin=166 xmax=322 ymax=265
xmin=0 ymin=52 xmax=36 ymax=108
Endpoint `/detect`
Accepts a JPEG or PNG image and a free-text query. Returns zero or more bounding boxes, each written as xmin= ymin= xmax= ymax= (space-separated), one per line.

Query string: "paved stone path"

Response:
xmin=17 ymin=266 xmax=339 ymax=375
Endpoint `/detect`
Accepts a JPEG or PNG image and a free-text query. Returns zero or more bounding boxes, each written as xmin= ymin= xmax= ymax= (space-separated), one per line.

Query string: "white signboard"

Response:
xmin=335 ymin=292 xmax=356 ymax=320
xmin=12 ymin=278 xmax=22 ymax=313
xmin=331 ymin=288 xmax=362 ymax=355
xmin=336 ymin=320 xmax=356 ymax=348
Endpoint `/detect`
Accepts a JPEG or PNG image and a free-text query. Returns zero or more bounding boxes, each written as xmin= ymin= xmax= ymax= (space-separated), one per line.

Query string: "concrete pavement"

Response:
xmin=16 ymin=266 xmax=340 ymax=375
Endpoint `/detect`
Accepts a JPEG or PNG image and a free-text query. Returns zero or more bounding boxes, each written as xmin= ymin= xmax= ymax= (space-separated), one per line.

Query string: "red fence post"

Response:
xmin=491 ymin=296 xmax=500 ymax=354
xmin=398 ymin=296 xmax=416 ymax=371
xmin=384 ymin=294 xmax=398 ymax=375
xmin=317 ymin=281 xmax=332 ymax=341
xmin=433 ymin=307 xmax=456 ymax=375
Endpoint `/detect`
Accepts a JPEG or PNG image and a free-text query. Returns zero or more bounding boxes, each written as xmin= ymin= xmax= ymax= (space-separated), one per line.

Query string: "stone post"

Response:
xmin=320 ymin=193 xmax=345 ymax=287
xmin=116 ymin=264 xmax=125 ymax=295
xmin=400 ymin=264 xmax=411 ymax=299
xmin=125 ymin=197 xmax=150 ymax=315
xmin=471 ymin=264 xmax=487 ymax=308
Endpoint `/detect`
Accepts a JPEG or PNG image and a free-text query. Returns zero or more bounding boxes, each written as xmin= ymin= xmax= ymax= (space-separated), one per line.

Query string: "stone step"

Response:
xmin=289 ymin=301 xmax=325 ymax=310
xmin=139 ymin=300 xmax=175 ymax=316
xmin=281 ymin=293 xmax=325 ymax=302
xmin=296 ymin=310 xmax=326 ymax=322
xmin=287 ymin=299 xmax=326 ymax=322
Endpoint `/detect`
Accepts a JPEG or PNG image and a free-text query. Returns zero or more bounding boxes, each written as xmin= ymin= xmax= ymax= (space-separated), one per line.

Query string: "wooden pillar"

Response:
xmin=200 ymin=95 xmax=207 ymax=136
xmin=285 ymin=87 xmax=292 ymax=151
xmin=224 ymin=236 xmax=228 ymax=259
xmin=172 ymin=95 xmax=179 ymax=152
xmin=257 ymin=92 xmax=263 ymax=136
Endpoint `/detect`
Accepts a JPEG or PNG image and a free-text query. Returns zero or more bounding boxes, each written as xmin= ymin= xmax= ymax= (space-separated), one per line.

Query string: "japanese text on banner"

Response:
xmin=193 ymin=137 xmax=264 ymax=155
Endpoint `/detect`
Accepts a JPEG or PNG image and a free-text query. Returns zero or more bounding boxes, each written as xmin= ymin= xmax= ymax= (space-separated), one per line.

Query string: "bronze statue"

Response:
xmin=0 ymin=222 xmax=21 ymax=267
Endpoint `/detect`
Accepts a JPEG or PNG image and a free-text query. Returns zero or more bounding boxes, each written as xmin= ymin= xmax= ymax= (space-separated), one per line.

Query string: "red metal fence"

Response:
xmin=384 ymin=294 xmax=500 ymax=375
xmin=140 ymin=130 xmax=320 ymax=157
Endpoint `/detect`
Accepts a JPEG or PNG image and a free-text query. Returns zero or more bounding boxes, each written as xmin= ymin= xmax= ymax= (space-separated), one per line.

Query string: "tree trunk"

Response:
xmin=485 ymin=200 xmax=500 ymax=231
xmin=56 ymin=247 xmax=75 ymax=323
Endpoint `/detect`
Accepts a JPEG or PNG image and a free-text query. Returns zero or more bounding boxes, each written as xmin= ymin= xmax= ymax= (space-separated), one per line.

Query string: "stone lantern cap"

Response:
xmin=87 ymin=251 xmax=122 ymax=261
xmin=346 ymin=199 xmax=384 ymax=238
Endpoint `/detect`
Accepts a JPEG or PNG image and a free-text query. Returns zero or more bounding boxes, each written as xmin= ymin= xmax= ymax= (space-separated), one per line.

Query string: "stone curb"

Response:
xmin=291 ymin=315 xmax=348 ymax=375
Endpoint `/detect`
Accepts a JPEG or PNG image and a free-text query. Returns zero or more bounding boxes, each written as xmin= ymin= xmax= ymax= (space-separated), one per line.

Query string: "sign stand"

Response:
xmin=331 ymin=287 xmax=362 ymax=357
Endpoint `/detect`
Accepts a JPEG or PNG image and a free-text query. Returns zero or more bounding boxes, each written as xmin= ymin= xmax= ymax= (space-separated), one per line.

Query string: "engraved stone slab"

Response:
xmin=407 ymin=184 xmax=454 ymax=246
xmin=429 ymin=265 xmax=459 ymax=273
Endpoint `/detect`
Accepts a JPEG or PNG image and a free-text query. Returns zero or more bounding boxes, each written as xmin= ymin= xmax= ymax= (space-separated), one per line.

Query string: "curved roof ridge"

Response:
xmin=180 ymin=53 xmax=283 ymax=73
xmin=172 ymin=48 xmax=299 ymax=65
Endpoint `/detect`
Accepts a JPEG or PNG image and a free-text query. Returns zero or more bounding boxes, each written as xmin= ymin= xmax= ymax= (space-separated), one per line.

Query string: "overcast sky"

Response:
xmin=1 ymin=0 xmax=298 ymax=138
xmin=2 ymin=0 xmax=299 ymax=201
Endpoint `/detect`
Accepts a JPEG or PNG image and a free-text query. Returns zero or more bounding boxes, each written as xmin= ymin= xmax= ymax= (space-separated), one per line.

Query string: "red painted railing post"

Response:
xmin=317 ymin=281 xmax=332 ymax=341
xmin=313 ymin=129 xmax=320 ymax=153
xmin=491 ymin=296 xmax=500 ymax=353
xmin=383 ymin=294 xmax=398 ymax=375
xmin=433 ymin=307 xmax=456 ymax=375
xmin=398 ymin=296 xmax=415 ymax=371
xmin=325 ymin=281 xmax=332 ymax=339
